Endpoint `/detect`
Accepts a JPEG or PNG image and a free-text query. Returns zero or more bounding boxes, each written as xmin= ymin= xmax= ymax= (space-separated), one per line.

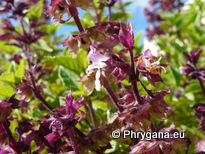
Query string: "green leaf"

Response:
xmin=188 ymin=27 xmax=201 ymax=43
xmin=45 ymin=49 xmax=87 ymax=74
xmin=65 ymin=20 xmax=76 ymax=26
xmin=159 ymin=11 xmax=174 ymax=24
xmin=134 ymin=32 xmax=142 ymax=47
xmin=0 ymin=41 xmax=21 ymax=53
xmin=159 ymin=22 xmax=170 ymax=32
xmin=102 ymin=12 xmax=132 ymax=21
xmin=26 ymin=0 xmax=44 ymax=20
xmin=15 ymin=59 xmax=26 ymax=79
xmin=49 ymin=97 xmax=60 ymax=108
xmin=58 ymin=66 xmax=80 ymax=91
xmin=32 ymin=39 xmax=53 ymax=52
xmin=92 ymin=100 xmax=107 ymax=110
xmin=122 ymin=1 xmax=132 ymax=7
xmin=38 ymin=24 xmax=60 ymax=34
xmin=0 ymin=72 xmax=15 ymax=83
xmin=170 ymin=66 xmax=181 ymax=86
xmin=9 ymin=121 xmax=18 ymax=138
xmin=7 ymin=62 xmax=16 ymax=74
xmin=170 ymin=42 xmax=185 ymax=52
xmin=185 ymin=81 xmax=202 ymax=93
xmin=33 ymin=110 xmax=44 ymax=120
xmin=0 ymin=81 xmax=15 ymax=97
xmin=59 ymin=97 xmax=66 ymax=106
xmin=185 ymin=92 xmax=195 ymax=101
xmin=176 ymin=12 xmax=196 ymax=30
xmin=121 ymin=78 xmax=131 ymax=86
xmin=105 ymin=140 xmax=119 ymax=153
xmin=111 ymin=12 xmax=132 ymax=21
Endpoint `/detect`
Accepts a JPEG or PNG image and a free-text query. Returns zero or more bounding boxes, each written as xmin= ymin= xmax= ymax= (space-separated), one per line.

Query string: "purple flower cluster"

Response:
xmin=179 ymin=49 xmax=205 ymax=98
xmin=0 ymin=87 xmax=84 ymax=153
xmin=180 ymin=49 xmax=205 ymax=147
xmin=0 ymin=0 xmax=49 ymax=68
xmin=180 ymin=49 xmax=205 ymax=82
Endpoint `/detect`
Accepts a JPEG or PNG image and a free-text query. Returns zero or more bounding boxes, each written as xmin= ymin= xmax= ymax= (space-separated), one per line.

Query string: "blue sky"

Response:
xmin=56 ymin=0 xmax=149 ymax=44
xmin=126 ymin=0 xmax=149 ymax=43
xmin=126 ymin=0 xmax=149 ymax=34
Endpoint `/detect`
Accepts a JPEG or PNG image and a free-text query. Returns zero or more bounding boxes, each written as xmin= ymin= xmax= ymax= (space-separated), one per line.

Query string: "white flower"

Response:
xmin=86 ymin=46 xmax=109 ymax=91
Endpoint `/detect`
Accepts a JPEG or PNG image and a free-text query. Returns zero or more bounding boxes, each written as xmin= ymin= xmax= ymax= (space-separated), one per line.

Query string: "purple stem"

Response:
xmin=86 ymin=97 xmax=98 ymax=129
xmin=74 ymin=127 xmax=103 ymax=153
xmin=68 ymin=5 xmax=84 ymax=33
xmin=18 ymin=16 xmax=27 ymax=37
xmin=108 ymin=6 xmax=111 ymax=21
xmin=198 ymin=78 xmax=205 ymax=96
xmin=53 ymin=142 xmax=57 ymax=154
xmin=34 ymin=92 xmax=53 ymax=111
xmin=139 ymin=80 xmax=154 ymax=97
xmin=98 ymin=6 xmax=104 ymax=21
xmin=29 ymin=73 xmax=53 ymax=111
xmin=3 ymin=121 xmax=21 ymax=154
xmin=193 ymin=65 xmax=205 ymax=96
xmin=18 ymin=16 xmax=31 ymax=68
xmin=128 ymin=50 xmax=143 ymax=104
xmin=185 ymin=140 xmax=191 ymax=154
xmin=147 ymin=113 xmax=156 ymax=132
xmin=68 ymin=128 xmax=80 ymax=154
xmin=101 ymin=75 xmax=123 ymax=112
xmin=74 ymin=127 xmax=86 ymax=137
xmin=92 ymin=3 xmax=100 ymax=22
xmin=24 ymin=43 xmax=31 ymax=68
xmin=118 ymin=0 xmax=125 ymax=12
xmin=150 ymin=122 xmax=156 ymax=132
xmin=117 ymin=83 xmax=122 ymax=89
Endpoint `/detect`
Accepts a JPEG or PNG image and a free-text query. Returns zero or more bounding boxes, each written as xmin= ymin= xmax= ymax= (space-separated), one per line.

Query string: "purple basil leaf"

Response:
xmin=118 ymin=23 xmax=134 ymax=50
xmin=45 ymin=131 xmax=60 ymax=142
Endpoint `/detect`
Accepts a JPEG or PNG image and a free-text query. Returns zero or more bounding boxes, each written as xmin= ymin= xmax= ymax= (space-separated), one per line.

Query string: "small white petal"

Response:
xmin=77 ymin=39 xmax=81 ymax=49
xmin=151 ymin=57 xmax=162 ymax=66
xmin=95 ymin=70 xmax=101 ymax=91
xmin=86 ymin=65 xmax=98 ymax=75
xmin=161 ymin=66 xmax=167 ymax=73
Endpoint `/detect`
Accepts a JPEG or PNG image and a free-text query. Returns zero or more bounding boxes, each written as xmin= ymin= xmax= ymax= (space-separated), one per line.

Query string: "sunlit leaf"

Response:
xmin=0 ymin=81 xmax=15 ymax=98
xmin=170 ymin=65 xmax=181 ymax=86
xmin=0 ymin=72 xmax=15 ymax=83
xmin=15 ymin=59 xmax=26 ymax=80
xmin=26 ymin=0 xmax=44 ymax=20
xmin=45 ymin=49 xmax=87 ymax=74
xmin=58 ymin=66 xmax=80 ymax=91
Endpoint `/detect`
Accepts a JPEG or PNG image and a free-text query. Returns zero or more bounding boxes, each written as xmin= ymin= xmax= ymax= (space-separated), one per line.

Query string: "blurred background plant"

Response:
xmin=144 ymin=0 xmax=205 ymax=152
